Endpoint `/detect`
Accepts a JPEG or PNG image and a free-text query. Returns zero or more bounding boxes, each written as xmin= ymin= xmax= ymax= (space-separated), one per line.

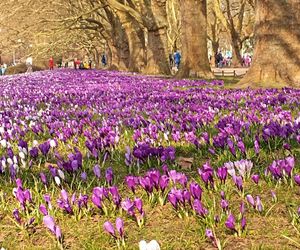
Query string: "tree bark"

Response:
xmin=118 ymin=11 xmax=146 ymax=72
xmin=107 ymin=35 xmax=129 ymax=71
xmin=177 ymin=0 xmax=213 ymax=78
xmin=230 ymin=35 xmax=243 ymax=67
xmin=239 ymin=0 xmax=300 ymax=87
xmin=142 ymin=0 xmax=171 ymax=75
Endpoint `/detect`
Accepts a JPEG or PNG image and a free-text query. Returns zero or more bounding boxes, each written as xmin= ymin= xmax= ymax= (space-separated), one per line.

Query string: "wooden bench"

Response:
xmin=213 ymin=70 xmax=248 ymax=77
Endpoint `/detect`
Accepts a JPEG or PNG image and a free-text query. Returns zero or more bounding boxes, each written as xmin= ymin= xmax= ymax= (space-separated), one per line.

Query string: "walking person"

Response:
xmin=2 ymin=63 xmax=7 ymax=75
xmin=174 ymin=50 xmax=181 ymax=69
xmin=49 ymin=57 xmax=54 ymax=70
xmin=101 ymin=54 xmax=107 ymax=67
xmin=26 ymin=57 xmax=33 ymax=73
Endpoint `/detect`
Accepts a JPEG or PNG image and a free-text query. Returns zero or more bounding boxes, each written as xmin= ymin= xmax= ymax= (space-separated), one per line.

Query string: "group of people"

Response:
xmin=48 ymin=54 xmax=107 ymax=70
xmin=215 ymin=51 xmax=233 ymax=68
xmin=242 ymin=54 xmax=252 ymax=67
xmin=215 ymin=51 xmax=252 ymax=68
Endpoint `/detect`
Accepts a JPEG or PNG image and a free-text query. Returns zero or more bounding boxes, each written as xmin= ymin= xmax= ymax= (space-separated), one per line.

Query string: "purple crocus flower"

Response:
xmin=205 ymin=228 xmax=214 ymax=241
xmin=10 ymin=164 xmax=16 ymax=180
xmin=254 ymin=139 xmax=260 ymax=155
xmin=13 ymin=209 xmax=21 ymax=224
xmin=80 ymin=172 xmax=87 ymax=182
xmin=43 ymin=215 xmax=62 ymax=241
xmin=162 ymin=164 xmax=169 ymax=175
xmin=177 ymin=173 xmax=188 ymax=187
xmin=43 ymin=215 xmax=56 ymax=233
xmin=39 ymin=204 xmax=48 ymax=216
xmin=225 ymin=213 xmax=236 ymax=232
xmin=116 ymin=217 xmax=124 ymax=238
xmin=159 ymin=175 xmax=169 ymax=193
xmin=93 ymin=187 xmax=108 ymax=199
xmin=227 ymin=138 xmax=236 ymax=157
xmin=134 ymin=198 xmax=143 ymax=214
xmin=241 ymin=216 xmax=246 ymax=231
xmin=220 ymin=190 xmax=225 ymax=199
xmin=103 ymin=221 xmax=116 ymax=238
xmin=125 ymin=176 xmax=138 ymax=193
xmin=283 ymin=143 xmax=291 ymax=150
xmin=214 ymin=215 xmax=220 ymax=223
xmin=77 ymin=194 xmax=89 ymax=209
xmin=270 ymin=190 xmax=277 ymax=202
xmin=221 ymin=199 xmax=229 ymax=211
xmin=147 ymin=169 xmax=160 ymax=189
xmin=44 ymin=194 xmax=52 ymax=207
xmin=55 ymin=226 xmax=62 ymax=241
xmin=110 ymin=186 xmax=121 ymax=207
xmin=294 ymin=175 xmax=300 ymax=186
xmin=189 ymin=182 xmax=202 ymax=200
xmin=198 ymin=164 xmax=214 ymax=187
xmin=139 ymin=176 xmax=153 ymax=194
xmin=23 ymin=190 xmax=32 ymax=203
xmin=233 ymin=176 xmax=243 ymax=191
xmin=237 ymin=140 xmax=246 ymax=155
xmin=105 ymin=167 xmax=114 ymax=185
xmin=121 ymin=198 xmax=135 ymax=216
xmin=183 ymin=190 xmax=191 ymax=204
xmin=48 ymin=165 xmax=57 ymax=177
xmin=168 ymin=193 xmax=178 ymax=209
xmin=216 ymin=167 xmax=228 ymax=183
xmin=256 ymin=196 xmax=263 ymax=212
xmin=240 ymin=201 xmax=245 ymax=214
xmin=40 ymin=172 xmax=47 ymax=185
xmin=16 ymin=178 xmax=23 ymax=188
xmin=93 ymin=164 xmax=101 ymax=179
xmin=193 ymin=199 xmax=208 ymax=217
xmin=246 ymin=194 xmax=255 ymax=208
xmin=29 ymin=147 xmax=39 ymax=158
xmin=251 ymin=174 xmax=260 ymax=184
xmin=39 ymin=142 xmax=50 ymax=156
xmin=91 ymin=193 xmax=102 ymax=209
xmin=60 ymin=189 xmax=69 ymax=202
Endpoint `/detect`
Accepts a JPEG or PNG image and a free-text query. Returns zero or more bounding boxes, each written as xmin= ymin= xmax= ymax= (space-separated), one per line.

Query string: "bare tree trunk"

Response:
xmin=240 ymin=0 xmax=300 ymax=87
xmin=143 ymin=0 xmax=171 ymax=75
xmin=118 ymin=12 xmax=146 ymax=72
xmin=177 ymin=0 xmax=213 ymax=78
xmin=108 ymin=39 xmax=129 ymax=71
xmin=211 ymin=41 xmax=219 ymax=67
xmin=231 ymin=35 xmax=243 ymax=67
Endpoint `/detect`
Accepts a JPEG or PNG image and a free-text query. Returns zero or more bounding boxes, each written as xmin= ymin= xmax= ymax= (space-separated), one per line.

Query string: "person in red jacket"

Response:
xmin=49 ymin=57 xmax=54 ymax=70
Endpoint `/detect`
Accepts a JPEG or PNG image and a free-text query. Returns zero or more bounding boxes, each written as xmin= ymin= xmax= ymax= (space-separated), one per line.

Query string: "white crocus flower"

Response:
xmin=22 ymin=147 xmax=27 ymax=155
xmin=19 ymin=151 xmax=25 ymax=160
xmin=49 ymin=139 xmax=56 ymax=148
xmin=7 ymin=158 xmax=13 ymax=165
xmin=1 ymin=160 xmax=6 ymax=169
xmin=139 ymin=240 xmax=161 ymax=250
xmin=57 ymin=169 xmax=65 ymax=180
xmin=21 ymin=159 xmax=27 ymax=169
xmin=54 ymin=176 xmax=61 ymax=186
xmin=0 ymin=139 xmax=7 ymax=148
xmin=33 ymin=140 xmax=39 ymax=147
xmin=13 ymin=155 xmax=18 ymax=164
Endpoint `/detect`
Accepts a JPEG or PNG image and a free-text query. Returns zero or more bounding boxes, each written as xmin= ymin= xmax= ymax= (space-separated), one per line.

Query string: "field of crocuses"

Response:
xmin=0 ymin=69 xmax=299 ymax=249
